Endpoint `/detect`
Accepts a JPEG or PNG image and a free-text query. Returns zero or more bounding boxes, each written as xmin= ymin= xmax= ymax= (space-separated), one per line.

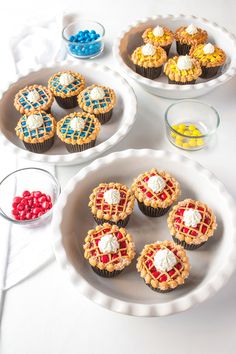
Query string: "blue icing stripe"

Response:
xmin=59 ymin=115 xmax=95 ymax=140
xmin=19 ymin=87 xmax=48 ymax=109
xmin=18 ymin=112 xmax=53 ymax=139
xmin=51 ymin=76 xmax=81 ymax=94
xmin=81 ymin=88 xmax=112 ymax=110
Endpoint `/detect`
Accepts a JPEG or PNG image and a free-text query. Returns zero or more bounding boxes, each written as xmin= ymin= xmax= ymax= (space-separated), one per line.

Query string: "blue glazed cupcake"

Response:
xmin=15 ymin=111 xmax=56 ymax=153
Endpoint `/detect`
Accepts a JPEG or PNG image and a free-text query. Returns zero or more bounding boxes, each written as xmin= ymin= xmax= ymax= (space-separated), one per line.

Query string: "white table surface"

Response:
xmin=1 ymin=0 xmax=236 ymax=353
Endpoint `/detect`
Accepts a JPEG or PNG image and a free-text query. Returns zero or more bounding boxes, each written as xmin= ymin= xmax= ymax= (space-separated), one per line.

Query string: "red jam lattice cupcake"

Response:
xmin=137 ymin=240 xmax=190 ymax=293
xmin=131 ymin=168 xmax=181 ymax=217
xmin=83 ymin=223 xmax=135 ymax=278
xmin=89 ymin=182 xmax=135 ymax=227
xmin=167 ymin=199 xmax=217 ymax=250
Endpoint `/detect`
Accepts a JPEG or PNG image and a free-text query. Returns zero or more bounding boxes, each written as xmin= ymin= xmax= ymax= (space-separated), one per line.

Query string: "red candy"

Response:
xmin=11 ymin=190 xmax=53 ymax=221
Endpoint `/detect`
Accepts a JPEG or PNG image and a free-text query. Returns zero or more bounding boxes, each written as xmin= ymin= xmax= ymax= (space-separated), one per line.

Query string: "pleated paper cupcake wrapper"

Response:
xmin=162 ymin=43 xmax=172 ymax=55
xmin=172 ymin=235 xmax=206 ymax=250
xmin=23 ymin=136 xmax=54 ymax=153
xmin=137 ymin=201 xmax=170 ymax=217
xmin=146 ymin=282 xmax=175 ymax=293
xmin=92 ymin=266 xmax=123 ymax=278
xmin=65 ymin=139 xmax=96 ymax=153
xmin=135 ymin=65 xmax=162 ymax=79
xmin=55 ymin=95 xmax=78 ymax=109
xmin=176 ymin=41 xmax=192 ymax=55
xmin=93 ymin=215 xmax=130 ymax=228
xmin=168 ymin=78 xmax=196 ymax=85
xmin=95 ymin=109 xmax=113 ymax=125
xmin=200 ymin=65 xmax=223 ymax=79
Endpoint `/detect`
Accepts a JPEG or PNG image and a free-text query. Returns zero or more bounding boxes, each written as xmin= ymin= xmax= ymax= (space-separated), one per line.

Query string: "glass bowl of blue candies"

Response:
xmin=62 ymin=20 xmax=105 ymax=59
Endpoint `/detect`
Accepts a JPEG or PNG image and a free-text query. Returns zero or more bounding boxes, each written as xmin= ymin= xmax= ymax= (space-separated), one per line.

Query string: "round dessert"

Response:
xmin=57 ymin=112 xmax=101 ymax=153
xmin=88 ymin=182 xmax=135 ymax=227
xmin=175 ymin=24 xmax=208 ymax=55
xmin=83 ymin=223 xmax=135 ymax=278
xmin=167 ymin=198 xmax=217 ymax=250
xmin=15 ymin=111 xmax=56 ymax=153
xmin=164 ymin=55 xmax=202 ymax=84
xmin=131 ymin=168 xmax=181 ymax=217
xmin=14 ymin=85 xmax=54 ymax=114
xmin=78 ymin=84 xmax=116 ymax=124
xmin=142 ymin=25 xmax=174 ymax=54
xmin=48 ymin=70 xmax=85 ymax=109
xmin=190 ymin=42 xmax=226 ymax=79
xmin=131 ymin=43 xmax=167 ymax=79
xmin=137 ymin=240 xmax=190 ymax=293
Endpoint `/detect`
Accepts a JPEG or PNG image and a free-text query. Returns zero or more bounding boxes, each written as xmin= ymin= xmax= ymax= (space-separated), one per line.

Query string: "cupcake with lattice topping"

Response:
xmin=131 ymin=168 xmax=181 ymax=217
xmin=78 ymin=84 xmax=116 ymax=124
xmin=57 ymin=112 xmax=100 ymax=153
xmin=83 ymin=223 xmax=135 ymax=278
xmin=14 ymin=85 xmax=54 ymax=114
xmin=137 ymin=240 xmax=190 ymax=293
xmin=175 ymin=23 xmax=208 ymax=55
xmin=15 ymin=111 xmax=56 ymax=153
xmin=48 ymin=70 xmax=85 ymax=109
xmin=167 ymin=199 xmax=217 ymax=250
xmin=131 ymin=43 xmax=167 ymax=79
xmin=89 ymin=182 xmax=135 ymax=227
xmin=142 ymin=25 xmax=174 ymax=54
xmin=164 ymin=55 xmax=202 ymax=84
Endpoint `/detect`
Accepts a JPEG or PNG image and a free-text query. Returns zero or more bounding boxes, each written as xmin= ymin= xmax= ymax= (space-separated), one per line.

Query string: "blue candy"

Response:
xmin=68 ymin=28 xmax=102 ymax=57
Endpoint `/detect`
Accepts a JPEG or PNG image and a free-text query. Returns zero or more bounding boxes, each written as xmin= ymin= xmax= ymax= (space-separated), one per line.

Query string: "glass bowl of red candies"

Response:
xmin=0 ymin=167 xmax=60 ymax=226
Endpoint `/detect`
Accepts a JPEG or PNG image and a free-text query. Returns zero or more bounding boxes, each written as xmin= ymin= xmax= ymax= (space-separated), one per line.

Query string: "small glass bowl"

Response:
xmin=165 ymin=100 xmax=220 ymax=151
xmin=0 ymin=167 xmax=60 ymax=227
xmin=62 ymin=20 xmax=105 ymax=59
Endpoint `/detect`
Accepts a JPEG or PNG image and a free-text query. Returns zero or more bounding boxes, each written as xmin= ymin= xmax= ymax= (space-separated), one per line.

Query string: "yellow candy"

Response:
xmin=189 ymin=139 xmax=197 ymax=147
xmin=183 ymin=131 xmax=190 ymax=136
xmin=192 ymin=130 xmax=201 ymax=136
xmin=175 ymin=137 xmax=183 ymax=147
xmin=183 ymin=143 xmax=190 ymax=149
xmin=189 ymin=125 xmax=196 ymax=131
xmin=171 ymin=132 xmax=176 ymax=138
xmin=197 ymin=138 xmax=204 ymax=146
xmin=179 ymin=124 xmax=186 ymax=130
xmin=172 ymin=125 xmax=179 ymax=131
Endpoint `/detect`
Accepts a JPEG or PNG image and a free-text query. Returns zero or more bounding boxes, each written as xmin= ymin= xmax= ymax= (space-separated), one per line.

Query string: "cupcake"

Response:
xmin=48 ymin=71 xmax=85 ymax=109
xmin=78 ymin=84 xmax=116 ymax=125
xmin=89 ymin=182 xmax=135 ymax=227
xmin=142 ymin=25 xmax=174 ymax=54
xmin=167 ymin=199 xmax=217 ymax=250
xmin=83 ymin=223 xmax=135 ymax=278
xmin=57 ymin=112 xmax=100 ymax=153
xmin=14 ymin=85 xmax=54 ymax=114
xmin=131 ymin=43 xmax=167 ymax=79
xmin=131 ymin=168 xmax=181 ymax=217
xmin=137 ymin=240 xmax=190 ymax=293
xmin=175 ymin=24 xmax=208 ymax=55
xmin=164 ymin=55 xmax=202 ymax=84
xmin=15 ymin=111 xmax=56 ymax=153
xmin=190 ymin=43 xmax=226 ymax=79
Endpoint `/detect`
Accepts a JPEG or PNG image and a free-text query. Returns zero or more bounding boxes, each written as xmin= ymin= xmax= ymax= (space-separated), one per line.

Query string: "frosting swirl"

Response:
xmin=59 ymin=73 xmax=75 ymax=86
xmin=203 ymin=43 xmax=215 ymax=54
xmin=70 ymin=117 xmax=85 ymax=131
xmin=27 ymin=90 xmax=40 ymax=103
xmin=98 ymin=234 xmax=119 ymax=254
xmin=183 ymin=208 xmax=202 ymax=227
xmin=186 ymin=24 xmax=198 ymax=35
xmin=104 ymin=189 xmax=120 ymax=205
xmin=142 ymin=43 xmax=156 ymax=56
xmin=177 ymin=55 xmax=193 ymax=70
xmin=153 ymin=25 xmax=164 ymax=37
xmin=26 ymin=114 xmax=43 ymax=130
xmin=90 ymin=87 xmax=105 ymax=100
xmin=147 ymin=175 xmax=166 ymax=193
xmin=154 ymin=249 xmax=177 ymax=272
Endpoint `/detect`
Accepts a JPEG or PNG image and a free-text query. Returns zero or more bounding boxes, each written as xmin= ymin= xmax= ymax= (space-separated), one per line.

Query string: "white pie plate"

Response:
xmin=52 ymin=149 xmax=236 ymax=317
xmin=113 ymin=14 xmax=236 ymax=99
xmin=0 ymin=60 xmax=137 ymax=165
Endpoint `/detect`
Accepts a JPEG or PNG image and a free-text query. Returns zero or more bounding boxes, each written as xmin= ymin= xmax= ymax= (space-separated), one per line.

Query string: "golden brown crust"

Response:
xmin=131 ymin=168 xmax=181 ymax=208
xmin=131 ymin=45 xmax=167 ymax=68
xmin=137 ymin=240 xmax=190 ymax=291
xmin=48 ymin=70 xmax=85 ymax=98
xmin=78 ymin=84 xmax=116 ymax=114
xmin=89 ymin=182 xmax=135 ymax=222
xmin=83 ymin=223 xmax=135 ymax=272
xmin=164 ymin=56 xmax=202 ymax=82
xmin=189 ymin=44 xmax=226 ymax=68
xmin=175 ymin=26 xmax=208 ymax=46
xmin=142 ymin=26 xmax=174 ymax=47
xmin=167 ymin=198 xmax=217 ymax=245
xmin=14 ymin=85 xmax=54 ymax=114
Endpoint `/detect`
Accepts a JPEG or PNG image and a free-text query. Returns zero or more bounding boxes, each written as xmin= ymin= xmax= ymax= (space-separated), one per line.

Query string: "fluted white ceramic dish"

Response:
xmin=0 ymin=60 xmax=136 ymax=165
xmin=113 ymin=14 xmax=236 ymax=99
xmin=52 ymin=149 xmax=236 ymax=317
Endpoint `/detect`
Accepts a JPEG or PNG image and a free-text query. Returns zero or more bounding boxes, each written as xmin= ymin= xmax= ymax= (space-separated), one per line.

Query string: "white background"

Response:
xmin=1 ymin=0 xmax=236 ymax=353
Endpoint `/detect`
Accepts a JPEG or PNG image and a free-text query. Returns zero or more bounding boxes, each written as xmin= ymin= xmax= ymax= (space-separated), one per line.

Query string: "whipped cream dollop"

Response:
xmin=90 ymin=86 xmax=105 ymax=100
xmin=203 ymin=43 xmax=215 ymax=54
xmin=27 ymin=90 xmax=40 ymax=103
xmin=70 ymin=117 xmax=85 ymax=131
xmin=154 ymin=249 xmax=177 ymax=272
xmin=186 ymin=24 xmax=198 ymax=35
xmin=142 ymin=43 xmax=156 ymax=56
xmin=26 ymin=114 xmax=43 ymax=130
xmin=183 ymin=208 xmax=202 ymax=227
xmin=59 ymin=73 xmax=74 ymax=86
xmin=98 ymin=234 xmax=119 ymax=254
xmin=147 ymin=175 xmax=166 ymax=193
xmin=104 ymin=189 xmax=120 ymax=205
xmin=177 ymin=55 xmax=193 ymax=70
xmin=153 ymin=25 xmax=164 ymax=37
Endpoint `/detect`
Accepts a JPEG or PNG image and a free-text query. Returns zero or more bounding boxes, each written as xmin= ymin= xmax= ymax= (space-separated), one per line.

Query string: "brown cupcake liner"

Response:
xmin=55 ymin=95 xmax=78 ymax=109
xmin=168 ymin=78 xmax=196 ymax=85
xmin=135 ymin=65 xmax=162 ymax=79
xmin=200 ymin=65 xmax=223 ymax=79
xmin=176 ymin=41 xmax=192 ymax=55
xmin=93 ymin=215 xmax=130 ymax=228
xmin=137 ymin=201 xmax=170 ymax=217
xmin=172 ymin=235 xmax=206 ymax=250
xmin=23 ymin=136 xmax=54 ymax=153
xmin=92 ymin=266 xmax=123 ymax=278
xmin=162 ymin=43 xmax=172 ymax=55
xmin=146 ymin=282 xmax=175 ymax=293
xmin=65 ymin=139 xmax=96 ymax=153
xmin=95 ymin=109 xmax=113 ymax=124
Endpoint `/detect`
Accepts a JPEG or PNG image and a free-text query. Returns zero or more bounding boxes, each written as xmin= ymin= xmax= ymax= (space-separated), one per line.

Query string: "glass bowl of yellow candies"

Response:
xmin=165 ymin=100 xmax=220 ymax=151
